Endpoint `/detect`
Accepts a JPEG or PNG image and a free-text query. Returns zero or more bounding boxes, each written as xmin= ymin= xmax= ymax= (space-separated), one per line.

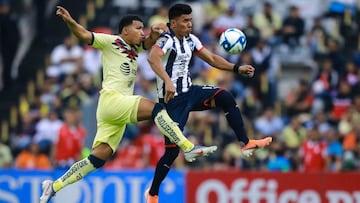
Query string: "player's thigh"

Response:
xmin=190 ymin=85 xmax=222 ymax=110
xmin=97 ymin=89 xmax=141 ymax=124
xmin=92 ymin=121 xmax=126 ymax=155
xmin=136 ymin=97 xmax=156 ymax=121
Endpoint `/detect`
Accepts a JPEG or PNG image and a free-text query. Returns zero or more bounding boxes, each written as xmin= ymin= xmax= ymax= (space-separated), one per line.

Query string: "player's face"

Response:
xmin=171 ymin=14 xmax=192 ymax=37
xmin=124 ymin=20 xmax=145 ymax=45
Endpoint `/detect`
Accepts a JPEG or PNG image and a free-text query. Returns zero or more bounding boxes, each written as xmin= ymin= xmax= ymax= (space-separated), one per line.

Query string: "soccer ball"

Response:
xmin=219 ymin=28 xmax=247 ymax=54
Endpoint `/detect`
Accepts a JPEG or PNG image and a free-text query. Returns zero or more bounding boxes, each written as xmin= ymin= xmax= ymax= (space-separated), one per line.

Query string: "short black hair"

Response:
xmin=168 ymin=3 xmax=192 ymax=20
xmin=118 ymin=15 xmax=143 ymax=33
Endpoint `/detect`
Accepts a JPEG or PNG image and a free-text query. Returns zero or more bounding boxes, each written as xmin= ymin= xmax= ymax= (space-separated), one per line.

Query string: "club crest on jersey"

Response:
xmin=188 ymin=40 xmax=194 ymax=50
xmin=112 ymin=38 xmax=138 ymax=62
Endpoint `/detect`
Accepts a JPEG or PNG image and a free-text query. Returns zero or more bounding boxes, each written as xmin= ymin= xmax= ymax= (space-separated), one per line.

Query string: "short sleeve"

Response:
xmin=153 ymin=35 xmax=173 ymax=54
xmin=190 ymin=34 xmax=204 ymax=53
xmin=92 ymin=33 xmax=114 ymax=50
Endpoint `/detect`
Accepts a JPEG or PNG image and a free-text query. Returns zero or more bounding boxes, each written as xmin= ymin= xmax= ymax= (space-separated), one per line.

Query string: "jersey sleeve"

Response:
xmin=153 ymin=35 xmax=172 ymax=54
xmin=91 ymin=32 xmax=114 ymax=50
xmin=190 ymin=34 xmax=204 ymax=53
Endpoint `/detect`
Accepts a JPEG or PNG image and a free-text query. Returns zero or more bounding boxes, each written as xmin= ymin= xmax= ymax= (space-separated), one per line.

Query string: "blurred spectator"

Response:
xmin=214 ymin=71 xmax=245 ymax=104
xmin=213 ymin=3 xmax=245 ymax=34
xmin=83 ymin=46 xmax=102 ymax=76
xmin=0 ymin=140 xmax=13 ymax=168
xmin=344 ymin=60 xmax=358 ymax=86
xmin=266 ymin=141 xmax=291 ymax=172
xmin=327 ymin=38 xmax=346 ymax=76
xmin=325 ymin=128 xmax=343 ymax=171
xmin=222 ymin=141 xmax=243 ymax=169
xmin=203 ymin=0 xmax=227 ymax=24
xmin=54 ymin=107 xmax=86 ymax=169
xmin=0 ymin=0 xmax=20 ymax=90
xmin=312 ymin=111 xmax=332 ymax=134
xmin=250 ymin=39 xmax=278 ymax=107
xmin=330 ymin=81 xmax=352 ymax=122
xmin=11 ymin=112 xmax=36 ymax=156
xmin=281 ymin=5 xmax=305 ymax=48
xmin=253 ymin=2 xmax=282 ymax=45
xmin=316 ymin=59 xmax=339 ymax=92
xmin=282 ymin=115 xmax=307 ymax=150
xmin=47 ymin=36 xmax=84 ymax=78
xmin=60 ymin=76 xmax=90 ymax=109
xmin=148 ymin=5 xmax=168 ymax=26
xmin=135 ymin=75 xmax=157 ymax=101
xmin=133 ymin=121 xmax=165 ymax=168
xmin=80 ymin=73 xmax=98 ymax=98
xmin=312 ymin=59 xmax=339 ymax=113
xmin=242 ymin=15 xmax=261 ymax=50
xmin=298 ymin=128 xmax=329 ymax=172
xmin=15 ymin=142 xmax=52 ymax=170
xmin=282 ymin=115 xmax=307 ymax=170
xmin=342 ymin=121 xmax=360 ymax=170
xmin=284 ymin=79 xmax=313 ymax=117
xmin=339 ymin=8 xmax=359 ymax=55
xmin=255 ymin=107 xmax=283 ymax=138
xmin=104 ymin=141 xmax=145 ymax=170
xmin=308 ymin=17 xmax=329 ymax=59
xmin=33 ymin=110 xmax=63 ymax=155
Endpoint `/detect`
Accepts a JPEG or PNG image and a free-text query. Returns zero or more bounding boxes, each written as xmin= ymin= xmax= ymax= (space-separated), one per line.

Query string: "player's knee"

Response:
xmin=214 ymin=90 xmax=237 ymax=111
xmin=88 ymin=154 xmax=106 ymax=168
xmin=151 ymin=103 xmax=165 ymax=119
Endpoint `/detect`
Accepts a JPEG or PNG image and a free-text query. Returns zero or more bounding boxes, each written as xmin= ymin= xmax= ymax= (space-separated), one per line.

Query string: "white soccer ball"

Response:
xmin=219 ymin=28 xmax=247 ymax=54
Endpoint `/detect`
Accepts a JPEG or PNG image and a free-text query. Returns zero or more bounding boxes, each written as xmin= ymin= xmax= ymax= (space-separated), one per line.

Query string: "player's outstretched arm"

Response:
xmin=56 ymin=6 xmax=92 ymax=45
xmin=143 ymin=23 xmax=168 ymax=50
xmin=197 ymin=47 xmax=255 ymax=77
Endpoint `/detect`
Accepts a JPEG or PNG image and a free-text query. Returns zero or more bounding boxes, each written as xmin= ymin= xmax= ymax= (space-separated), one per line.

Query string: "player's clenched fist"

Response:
xmin=239 ymin=65 xmax=255 ymax=78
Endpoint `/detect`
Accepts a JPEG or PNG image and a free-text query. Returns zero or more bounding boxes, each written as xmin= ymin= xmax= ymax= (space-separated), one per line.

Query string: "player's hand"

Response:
xmin=56 ymin=6 xmax=73 ymax=22
xmin=239 ymin=65 xmax=255 ymax=78
xmin=164 ymin=80 xmax=175 ymax=103
xmin=149 ymin=23 xmax=168 ymax=40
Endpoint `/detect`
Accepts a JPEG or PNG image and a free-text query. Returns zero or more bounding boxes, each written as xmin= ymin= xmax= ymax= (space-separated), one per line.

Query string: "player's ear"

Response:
xmin=123 ymin=26 xmax=129 ymax=36
xmin=170 ymin=19 xmax=176 ymax=28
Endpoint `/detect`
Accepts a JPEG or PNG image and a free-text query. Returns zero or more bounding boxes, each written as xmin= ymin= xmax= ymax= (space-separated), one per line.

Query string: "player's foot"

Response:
xmin=241 ymin=137 xmax=273 ymax=157
xmin=144 ymin=188 xmax=159 ymax=203
xmin=184 ymin=145 xmax=218 ymax=162
xmin=40 ymin=180 xmax=55 ymax=203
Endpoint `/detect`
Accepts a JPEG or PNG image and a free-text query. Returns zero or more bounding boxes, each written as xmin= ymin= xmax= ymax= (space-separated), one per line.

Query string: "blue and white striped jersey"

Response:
xmin=153 ymin=31 xmax=204 ymax=99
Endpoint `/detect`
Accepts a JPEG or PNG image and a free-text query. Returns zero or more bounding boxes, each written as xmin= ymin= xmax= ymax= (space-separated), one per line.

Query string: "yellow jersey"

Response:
xmin=91 ymin=33 xmax=142 ymax=95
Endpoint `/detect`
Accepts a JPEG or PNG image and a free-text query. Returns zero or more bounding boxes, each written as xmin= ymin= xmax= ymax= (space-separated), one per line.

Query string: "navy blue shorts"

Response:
xmin=160 ymin=85 xmax=224 ymax=145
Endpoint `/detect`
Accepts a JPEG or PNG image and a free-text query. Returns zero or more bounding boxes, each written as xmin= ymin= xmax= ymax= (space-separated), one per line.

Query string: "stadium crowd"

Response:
xmin=1 ymin=0 xmax=360 ymax=173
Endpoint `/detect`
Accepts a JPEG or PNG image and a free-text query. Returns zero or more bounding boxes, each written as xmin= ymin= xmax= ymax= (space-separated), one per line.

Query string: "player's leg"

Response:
xmin=147 ymin=98 xmax=186 ymax=199
xmin=40 ymin=89 xmax=127 ymax=203
xmin=40 ymin=144 xmax=113 ymax=203
xmin=137 ymin=97 xmax=195 ymax=152
xmin=40 ymin=121 xmax=123 ymax=203
xmin=211 ymin=88 xmax=272 ymax=151
xmin=147 ymin=141 xmax=180 ymax=197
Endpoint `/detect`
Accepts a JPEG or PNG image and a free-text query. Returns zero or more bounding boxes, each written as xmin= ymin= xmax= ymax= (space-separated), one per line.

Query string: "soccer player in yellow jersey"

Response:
xmin=40 ymin=6 xmax=217 ymax=203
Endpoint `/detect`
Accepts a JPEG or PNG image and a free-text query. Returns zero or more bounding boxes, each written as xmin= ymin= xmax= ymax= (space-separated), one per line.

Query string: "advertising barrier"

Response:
xmin=2 ymin=169 xmax=360 ymax=203
xmin=0 ymin=169 xmax=184 ymax=203
xmin=186 ymin=171 xmax=360 ymax=203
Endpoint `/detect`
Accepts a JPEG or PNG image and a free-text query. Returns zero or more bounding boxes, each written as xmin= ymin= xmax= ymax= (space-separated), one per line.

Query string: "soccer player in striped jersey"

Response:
xmin=40 ymin=6 xmax=217 ymax=203
xmin=145 ymin=3 xmax=272 ymax=203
